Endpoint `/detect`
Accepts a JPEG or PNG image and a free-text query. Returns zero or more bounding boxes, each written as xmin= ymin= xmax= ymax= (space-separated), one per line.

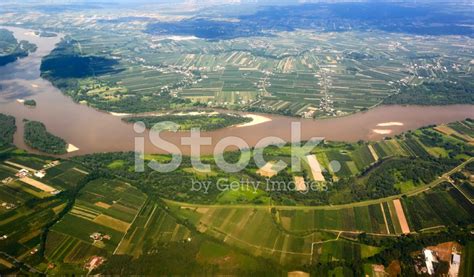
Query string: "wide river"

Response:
xmin=0 ymin=26 xmax=472 ymax=157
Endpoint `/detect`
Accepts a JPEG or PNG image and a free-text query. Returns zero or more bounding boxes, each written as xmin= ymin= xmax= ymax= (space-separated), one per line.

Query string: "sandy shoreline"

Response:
xmin=236 ymin=114 xmax=272 ymax=128
xmin=24 ymin=31 xmax=39 ymax=37
xmin=372 ymin=129 xmax=392 ymax=135
xmin=109 ymin=112 xmax=131 ymax=117
xmin=376 ymin=122 xmax=404 ymax=127
xmin=67 ymin=144 xmax=79 ymax=153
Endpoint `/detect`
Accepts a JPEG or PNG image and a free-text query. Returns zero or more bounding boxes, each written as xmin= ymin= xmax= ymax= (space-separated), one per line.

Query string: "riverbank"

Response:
xmin=0 ymin=26 xmax=473 ymax=157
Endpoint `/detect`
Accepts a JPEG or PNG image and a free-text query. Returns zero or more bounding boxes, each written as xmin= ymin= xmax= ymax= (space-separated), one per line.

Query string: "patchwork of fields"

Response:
xmin=165 ymin=200 xmax=401 ymax=265
xmin=277 ymin=202 xmax=401 ymax=235
xmin=401 ymin=185 xmax=474 ymax=232
xmin=34 ymin=120 xmax=473 ymax=271
xmin=168 ymin=202 xmax=344 ymax=265
xmin=435 ymin=121 xmax=474 ymax=144
xmin=34 ymin=17 xmax=473 ymax=117
xmin=164 ymin=173 xmax=474 ymax=265
xmin=0 ymin=152 xmax=89 ymax=260
xmin=114 ymin=200 xmax=191 ymax=257
xmin=46 ymin=178 xmax=146 ymax=267
xmin=0 ymin=119 xmax=472 ymax=273
xmin=167 ymin=202 xmax=380 ymax=265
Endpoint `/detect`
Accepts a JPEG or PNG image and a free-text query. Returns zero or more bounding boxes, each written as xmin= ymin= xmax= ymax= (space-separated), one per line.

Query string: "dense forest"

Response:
xmin=351 ymin=157 xmax=454 ymax=200
xmin=23 ymin=120 xmax=67 ymax=154
xmin=0 ymin=113 xmax=16 ymax=146
xmin=40 ymin=39 xmax=192 ymax=113
xmin=384 ymin=79 xmax=474 ymax=105
xmin=40 ymin=39 xmax=122 ymax=79
xmin=123 ymin=113 xmax=252 ymax=131
xmin=0 ymin=29 xmax=37 ymax=66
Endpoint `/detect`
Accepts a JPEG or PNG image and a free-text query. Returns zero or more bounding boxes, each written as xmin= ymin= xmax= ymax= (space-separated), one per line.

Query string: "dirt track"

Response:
xmin=393 ymin=199 xmax=410 ymax=234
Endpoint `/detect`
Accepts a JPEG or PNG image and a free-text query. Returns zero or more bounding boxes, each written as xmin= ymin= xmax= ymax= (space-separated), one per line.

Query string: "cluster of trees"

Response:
xmin=91 ymin=93 xmax=189 ymax=114
xmin=418 ymin=129 xmax=444 ymax=147
xmin=73 ymin=152 xmax=228 ymax=203
xmin=364 ymin=158 xmax=450 ymax=197
xmin=0 ymin=29 xmax=37 ymax=66
xmin=264 ymin=169 xmax=331 ymax=206
xmin=40 ymin=39 xmax=121 ymax=79
xmin=0 ymin=113 xmax=16 ymax=146
xmin=466 ymin=161 xmax=474 ymax=172
xmin=334 ymin=157 xmax=458 ymax=202
xmin=23 ymin=99 xmax=37 ymax=107
xmin=245 ymin=105 xmax=295 ymax=117
xmin=268 ymin=155 xmax=463 ymax=206
xmin=417 ymin=128 xmax=474 ymax=159
xmin=23 ymin=120 xmax=67 ymax=155
xmin=123 ymin=113 xmax=252 ymax=131
xmin=384 ymin=79 xmax=474 ymax=105
xmin=362 ymin=225 xmax=473 ymax=275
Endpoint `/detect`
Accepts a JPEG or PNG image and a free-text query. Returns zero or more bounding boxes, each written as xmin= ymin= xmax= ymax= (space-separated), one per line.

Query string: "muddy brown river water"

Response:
xmin=0 ymin=26 xmax=473 ymax=157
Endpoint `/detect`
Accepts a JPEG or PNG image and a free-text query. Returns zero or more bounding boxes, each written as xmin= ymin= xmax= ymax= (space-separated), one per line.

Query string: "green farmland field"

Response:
xmin=402 ymin=185 xmax=474 ymax=231
xmin=45 ymin=177 xmax=147 ymax=267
